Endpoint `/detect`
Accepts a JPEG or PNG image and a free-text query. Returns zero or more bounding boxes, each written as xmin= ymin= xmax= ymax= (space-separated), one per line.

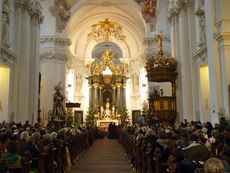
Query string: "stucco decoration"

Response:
xmin=2 ymin=0 xmax=11 ymax=48
xmin=195 ymin=0 xmax=206 ymax=47
xmin=55 ymin=0 xmax=71 ymax=32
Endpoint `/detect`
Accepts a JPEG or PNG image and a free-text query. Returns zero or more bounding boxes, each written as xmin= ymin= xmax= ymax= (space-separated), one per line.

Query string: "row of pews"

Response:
xmin=8 ymin=129 xmax=98 ymax=173
xmin=118 ymin=130 xmax=168 ymax=173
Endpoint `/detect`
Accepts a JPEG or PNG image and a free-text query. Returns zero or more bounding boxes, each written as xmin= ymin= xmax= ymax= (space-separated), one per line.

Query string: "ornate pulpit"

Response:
xmin=145 ymin=32 xmax=178 ymax=122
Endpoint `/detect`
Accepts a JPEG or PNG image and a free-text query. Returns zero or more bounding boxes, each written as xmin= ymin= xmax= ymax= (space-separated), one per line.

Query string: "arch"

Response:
xmin=66 ymin=0 xmax=147 ymax=62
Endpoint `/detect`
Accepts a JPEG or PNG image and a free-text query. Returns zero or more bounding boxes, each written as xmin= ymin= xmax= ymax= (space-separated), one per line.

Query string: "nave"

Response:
xmin=71 ymin=138 xmax=132 ymax=173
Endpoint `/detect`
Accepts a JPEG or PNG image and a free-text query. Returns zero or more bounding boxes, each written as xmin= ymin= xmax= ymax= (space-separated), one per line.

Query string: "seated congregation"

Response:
xmin=119 ymin=117 xmax=230 ymax=173
xmin=0 ymin=120 xmax=97 ymax=173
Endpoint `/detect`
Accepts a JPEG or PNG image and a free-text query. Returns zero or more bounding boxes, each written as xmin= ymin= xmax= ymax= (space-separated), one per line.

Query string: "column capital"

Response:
xmin=88 ymin=84 xmax=93 ymax=88
xmin=99 ymin=85 xmax=104 ymax=90
xmin=168 ymin=0 xmax=194 ymax=21
xmin=122 ymin=84 xmax=127 ymax=88
xmin=112 ymin=85 xmax=116 ymax=89
xmin=93 ymin=83 xmax=99 ymax=88
xmin=116 ymin=83 xmax=122 ymax=88
xmin=15 ymin=0 xmax=44 ymax=24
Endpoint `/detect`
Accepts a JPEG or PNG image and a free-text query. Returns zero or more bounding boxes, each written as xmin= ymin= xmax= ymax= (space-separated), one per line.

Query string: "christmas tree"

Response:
xmin=85 ymin=107 xmax=95 ymax=128
xmin=120 ymin=106 xmax=130 ymax=126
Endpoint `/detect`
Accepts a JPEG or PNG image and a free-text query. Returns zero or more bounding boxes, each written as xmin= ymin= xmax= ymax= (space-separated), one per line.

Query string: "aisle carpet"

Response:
xmin=71 ymin=137 xmax=132 ymax=173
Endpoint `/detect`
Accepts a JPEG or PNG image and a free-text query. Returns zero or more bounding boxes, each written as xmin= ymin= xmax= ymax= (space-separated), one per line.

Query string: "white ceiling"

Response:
xmin=66 ymin=0 xmax=147 ymax=62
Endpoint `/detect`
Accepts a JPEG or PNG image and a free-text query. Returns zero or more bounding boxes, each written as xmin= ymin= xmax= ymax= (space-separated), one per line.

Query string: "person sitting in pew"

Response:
xmin=4 ymin=140 xmax=21 ymax=166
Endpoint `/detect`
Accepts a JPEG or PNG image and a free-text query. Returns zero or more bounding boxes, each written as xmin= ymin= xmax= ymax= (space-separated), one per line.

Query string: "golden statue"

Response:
xmin=92 ymin=49 xmax=122 ymax=76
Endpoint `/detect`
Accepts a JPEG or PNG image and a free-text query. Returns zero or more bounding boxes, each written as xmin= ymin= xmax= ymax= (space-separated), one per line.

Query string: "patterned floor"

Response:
xmin=71 ymin=137 xmax=132 ymax=173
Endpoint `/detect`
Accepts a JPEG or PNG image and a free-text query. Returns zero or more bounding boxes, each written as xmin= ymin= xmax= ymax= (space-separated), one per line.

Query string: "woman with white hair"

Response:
xmin=17 ymin=131 xmax=29 ymax=155
xmin=50 ymin=132 xmax=58 ymax=148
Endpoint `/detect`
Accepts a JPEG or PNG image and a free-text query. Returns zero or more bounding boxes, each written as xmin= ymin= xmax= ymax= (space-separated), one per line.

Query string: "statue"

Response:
xmin=104 ymin=98 xmax=111 ymax=119
xmin=122 ymin=62 xmax=129 ymax=75
xmin=196 ymin=0 xmax=206 ymax=46
xmin=52 ymin=82 xmax=67 ymax=121
xmin=2 ymin=0 xmax=10 ymax=47
xmin=75 ymin=73 xmax=82 ymax=92
xmin=86 ymin=60 xmax=95 ymax=75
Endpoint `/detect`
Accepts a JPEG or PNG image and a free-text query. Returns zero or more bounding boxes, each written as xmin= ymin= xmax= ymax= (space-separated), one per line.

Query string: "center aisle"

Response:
xmin=71 ymin=137 xmax=132 ymax=173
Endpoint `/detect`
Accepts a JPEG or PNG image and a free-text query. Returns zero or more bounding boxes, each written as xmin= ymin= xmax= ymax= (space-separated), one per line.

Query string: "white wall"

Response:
xmin=0 ymin=66 xmax=10 ymax=122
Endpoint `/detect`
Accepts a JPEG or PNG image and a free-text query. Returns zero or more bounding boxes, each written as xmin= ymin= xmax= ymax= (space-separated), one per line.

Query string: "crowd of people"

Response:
xmin=120 ymin=117 xmax=230 ymax=173
xmin=0 ymin=120 xmax=96 ymax=173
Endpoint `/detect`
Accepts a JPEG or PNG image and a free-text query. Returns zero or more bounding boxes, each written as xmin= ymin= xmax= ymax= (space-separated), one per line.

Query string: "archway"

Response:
xmin=65 ymin=0 xmax=148 ymax=122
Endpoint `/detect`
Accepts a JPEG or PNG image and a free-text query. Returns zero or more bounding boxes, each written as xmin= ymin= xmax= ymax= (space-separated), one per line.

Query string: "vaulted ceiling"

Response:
xmin=66 ymin=0 xmax=147 ymax=62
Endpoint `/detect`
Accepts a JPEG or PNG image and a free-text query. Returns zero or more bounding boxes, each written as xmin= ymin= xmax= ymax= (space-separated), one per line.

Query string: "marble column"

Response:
xmin=178 ymin=5 xmax=194 ymax=121
xmin=112 ymin=85 xmax=116 ymax=107
xmin=122 ymin=84 xmax=126 ymax=106
xmin=116 ymin=83 xmax=122 ymax=111
xmin=93 ymin=83 xmax=99 ymax=111
xmin=99 ymin=85 xmax=103 ymax=110
xmin=88 ymin=84 xmax=93 ymax=108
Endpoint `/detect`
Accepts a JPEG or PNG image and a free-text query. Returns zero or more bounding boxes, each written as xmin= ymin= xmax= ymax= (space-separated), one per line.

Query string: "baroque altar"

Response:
xmin=86 ymin=49 xmax=128 ymax=127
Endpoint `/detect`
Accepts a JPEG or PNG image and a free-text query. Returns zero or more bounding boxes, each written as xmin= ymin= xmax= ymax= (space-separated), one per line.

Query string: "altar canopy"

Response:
xmin=86 ymin=49 xmax=128 ymax=127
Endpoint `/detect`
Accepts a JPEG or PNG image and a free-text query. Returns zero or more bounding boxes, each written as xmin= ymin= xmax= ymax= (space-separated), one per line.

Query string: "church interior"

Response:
xmin=0 ymin=0 xmax=230 ymax=172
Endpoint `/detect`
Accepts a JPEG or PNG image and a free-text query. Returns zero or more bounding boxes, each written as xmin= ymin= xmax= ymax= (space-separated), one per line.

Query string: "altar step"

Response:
xmin=71 ymin=137 xmax=132 ymax=173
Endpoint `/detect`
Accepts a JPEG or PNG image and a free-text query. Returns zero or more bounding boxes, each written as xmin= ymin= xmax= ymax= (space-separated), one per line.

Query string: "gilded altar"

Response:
xmin=86 ymin=49 xmax=128 ymax=127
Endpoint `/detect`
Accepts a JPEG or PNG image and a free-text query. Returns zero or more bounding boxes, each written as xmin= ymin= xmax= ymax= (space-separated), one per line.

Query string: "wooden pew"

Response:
xmin=8 ymin=156 xmax=31 ymax=173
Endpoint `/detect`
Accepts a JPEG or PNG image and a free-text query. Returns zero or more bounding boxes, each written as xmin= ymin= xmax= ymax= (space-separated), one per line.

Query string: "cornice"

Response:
xmin=40 ymin=52 xmax=68 ymax=63
xmin=40 ymin=37 xmax=71 ymax=46
xmin=14 ymin=0 xmax=44 ymax=24
xmin=0 ymin=44 xmax=16 ymax=63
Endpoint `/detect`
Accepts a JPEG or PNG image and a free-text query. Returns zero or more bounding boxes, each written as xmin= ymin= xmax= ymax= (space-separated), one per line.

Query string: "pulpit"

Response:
xmin=145 ymin=32 xmax=178 ymax=122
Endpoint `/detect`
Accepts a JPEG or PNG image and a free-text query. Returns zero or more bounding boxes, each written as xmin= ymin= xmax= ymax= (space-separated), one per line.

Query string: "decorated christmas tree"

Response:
xmin=120 ymin=106 xmax=130 ymax=126
xmin=85 ymin=107 xmax=95 ymax=128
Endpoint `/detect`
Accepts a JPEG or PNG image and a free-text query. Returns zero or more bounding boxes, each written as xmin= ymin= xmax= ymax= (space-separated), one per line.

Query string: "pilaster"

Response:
xmin=11 ymin=0 xmax=43 ymax=123
xmin=205 ymin=0 xmax=222 ymax=123
xmin=0 ymin=1 xmax=2 ymax=43
xmin=178 ymin=5 xmax=194 ymax=121
xmin=216 ymin=32 xmax=230 ymax=117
